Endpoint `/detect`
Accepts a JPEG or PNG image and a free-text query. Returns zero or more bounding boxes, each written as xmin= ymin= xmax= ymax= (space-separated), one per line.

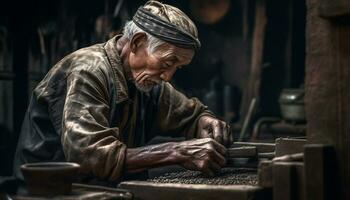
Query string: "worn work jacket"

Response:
xmin=13 ymin=36 xmax=211 ymax=183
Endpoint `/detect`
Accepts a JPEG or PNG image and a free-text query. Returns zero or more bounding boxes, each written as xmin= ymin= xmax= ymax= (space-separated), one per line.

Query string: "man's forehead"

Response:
xmin=156 ymin=43 xmax=195 ymax=61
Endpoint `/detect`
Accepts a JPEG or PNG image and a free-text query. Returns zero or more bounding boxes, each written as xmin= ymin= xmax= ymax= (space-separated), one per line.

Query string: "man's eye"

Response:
xmin=163 ymin=62 xmax=172 ymax=68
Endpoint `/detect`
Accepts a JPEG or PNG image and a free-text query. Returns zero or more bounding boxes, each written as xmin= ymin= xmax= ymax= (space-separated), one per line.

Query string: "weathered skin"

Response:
xmin=126 ymin=138 xmax=227 ymax=176
xmin=197 ymin=115 xmax=233 ymax=147
xmin=118 ymin=33 xmax=233 ymax=176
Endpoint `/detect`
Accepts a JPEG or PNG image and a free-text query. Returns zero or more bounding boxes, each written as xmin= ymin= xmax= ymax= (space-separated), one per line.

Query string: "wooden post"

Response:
xmin=306 ymin=0 xmax=350 ymax=199
xmin=239 ymin=0 xmax=267 ymax=138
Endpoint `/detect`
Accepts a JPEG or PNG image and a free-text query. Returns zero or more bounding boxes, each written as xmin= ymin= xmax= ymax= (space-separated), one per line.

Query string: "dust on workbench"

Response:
xmin=147 ymin=168 xmax=258 ymax=185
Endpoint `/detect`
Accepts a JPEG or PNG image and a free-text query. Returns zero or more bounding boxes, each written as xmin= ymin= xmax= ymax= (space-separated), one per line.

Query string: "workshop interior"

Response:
xmin=0 ymin=0 xmax=350 ymax=199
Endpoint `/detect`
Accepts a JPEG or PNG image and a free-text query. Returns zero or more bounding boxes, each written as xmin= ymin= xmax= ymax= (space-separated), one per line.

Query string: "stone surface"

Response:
xmin=147 ymin=168 xmax=258 ymax=186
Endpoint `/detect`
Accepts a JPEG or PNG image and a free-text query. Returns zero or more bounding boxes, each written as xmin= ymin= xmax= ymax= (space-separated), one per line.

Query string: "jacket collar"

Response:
xmin=104 ymin=35 xmax=130 ymax=103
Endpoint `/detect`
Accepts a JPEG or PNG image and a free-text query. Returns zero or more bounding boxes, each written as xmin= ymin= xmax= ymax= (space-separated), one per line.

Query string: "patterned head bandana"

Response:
xmin=133 ymin=7 xmax=201 ymax=50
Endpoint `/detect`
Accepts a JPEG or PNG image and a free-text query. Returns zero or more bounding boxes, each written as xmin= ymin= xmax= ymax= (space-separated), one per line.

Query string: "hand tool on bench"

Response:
xmin=227 ymin=146 xmax=275 ymax=159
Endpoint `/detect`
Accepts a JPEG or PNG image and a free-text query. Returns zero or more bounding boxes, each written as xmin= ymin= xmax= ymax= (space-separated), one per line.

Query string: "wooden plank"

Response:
xmin=258 ymin=152 xmax=275 ymax=159
xmin=227 ymin=146 xmax=274 ymax=160
xmin=227 ymin=146 xmax=257 ymax=158
xmin=275 ymin=138 xmax=306 ymax=157
xmin=260 ymin=161 xmax=304 ymax=199
xmin=304 ymin=144 xmax=337 ymax=200
xmin=295 ymin=162 xmax=305 ymax=200
xmin=258 ymin=160 xmax=273 ymax=188
xmin=273 ymin=162 xmax=295 ymax=200
xmin=118 ymin=181 xmax=271 ymax=200
xmin=232 ymin=142 xmax=275 ymax=153
xmin=273 ymin=162 xmax=304 ymax=200
xmin=273 ymin=153 xmax=303 ymax=162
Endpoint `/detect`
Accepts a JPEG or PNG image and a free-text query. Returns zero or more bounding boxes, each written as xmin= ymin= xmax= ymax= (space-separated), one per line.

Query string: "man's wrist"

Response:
xmin=169 ymin=141 xmax=189 ymax=165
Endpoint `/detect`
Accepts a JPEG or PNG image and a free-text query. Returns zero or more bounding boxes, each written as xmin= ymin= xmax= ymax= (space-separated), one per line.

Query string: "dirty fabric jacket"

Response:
xmin=13 ymin=36 xmax=211 ymax=183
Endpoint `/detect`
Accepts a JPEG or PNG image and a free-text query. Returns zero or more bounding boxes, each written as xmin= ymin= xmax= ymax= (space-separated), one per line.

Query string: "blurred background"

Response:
xmin=0 ymin=0 xmax=307 ymax=176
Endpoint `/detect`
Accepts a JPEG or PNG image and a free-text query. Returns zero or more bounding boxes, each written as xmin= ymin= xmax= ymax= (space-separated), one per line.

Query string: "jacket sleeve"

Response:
xmin=61 ymin=65 xmax=126 ymax=182
xmin=152 ymin=82 xmax=214 ymax=139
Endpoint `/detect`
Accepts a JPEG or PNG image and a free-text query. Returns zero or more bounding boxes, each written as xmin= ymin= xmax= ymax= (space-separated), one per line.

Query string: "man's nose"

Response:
xmin=160 ymin=69 xmax=176 ymax=82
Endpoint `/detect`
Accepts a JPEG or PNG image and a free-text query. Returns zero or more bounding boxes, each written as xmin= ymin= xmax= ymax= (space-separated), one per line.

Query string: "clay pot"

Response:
xmin=279 ymin=89 xmax=306 ymax=123
xmin=21 ymin=162 xmax=80 ymax=196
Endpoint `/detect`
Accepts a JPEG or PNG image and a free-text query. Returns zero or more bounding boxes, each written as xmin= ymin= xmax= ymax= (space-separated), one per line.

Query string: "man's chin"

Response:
xmin=135 ymin=83 xmax=154 ymax=93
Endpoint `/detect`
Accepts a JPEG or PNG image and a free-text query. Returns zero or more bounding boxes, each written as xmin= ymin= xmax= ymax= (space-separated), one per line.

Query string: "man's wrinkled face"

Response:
xmin=129 ymin=41 xmax=195 ymax=92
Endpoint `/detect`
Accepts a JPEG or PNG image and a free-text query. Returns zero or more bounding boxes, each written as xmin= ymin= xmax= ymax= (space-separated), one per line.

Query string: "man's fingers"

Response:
xmin=139 ymin=74 xmax=150 ymax=84
xmin=211 ymin=148 xmax=227 ymax=166
xmin=213 ymin=121 xmax=223 ymax=144
xmin=200 ymin=129 xmax=210 ymax=139
xmin=222 ymin=123 xmax=229 ymax=146
xmin=228 ymin=124 xmax=234 ymax=145
xmin=135 ymin=71 xmax=146 ymax=82
xmin=211 ymin=139 xmax=227 ymax=156
xmin=209 ymin=161 xmax=222 ymax=173
xmin=203 ymin=159 xmax=223 ymax=176
xmin=202 ymin=167 xmax=215 ymax=177
xmin=225 ymin=124 xmax=233 ymax=147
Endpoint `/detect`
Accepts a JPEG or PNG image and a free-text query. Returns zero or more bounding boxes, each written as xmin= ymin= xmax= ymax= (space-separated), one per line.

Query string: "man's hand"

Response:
xmin=175 ymin=138 xmax=227 ymax=176
xmin=126 ymin=138 xmax=227 ymax=176
xmin=197 ymin=115 xmax=233 ymax=147
xmin=125 ymin=117 xmax=232 ymax=176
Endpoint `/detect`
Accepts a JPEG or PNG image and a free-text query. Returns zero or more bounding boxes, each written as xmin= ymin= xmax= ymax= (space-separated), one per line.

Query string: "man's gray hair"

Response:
xmin=122 ymin=20 xmax=165 ymax=54
xmin=121 ymin=1 xmax=198 ymax=54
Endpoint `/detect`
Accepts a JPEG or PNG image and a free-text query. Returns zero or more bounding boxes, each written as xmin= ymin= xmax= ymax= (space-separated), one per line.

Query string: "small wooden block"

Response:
xmin=258 ymin=160 xmax=273 ymax=188
xmin=227 ymin=146 xmax=257 ymax=158
xmin=275 ymin=138 xmax=306 ymax=157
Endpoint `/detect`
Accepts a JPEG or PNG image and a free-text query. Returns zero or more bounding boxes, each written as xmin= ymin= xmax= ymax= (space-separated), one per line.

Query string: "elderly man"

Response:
xmin=13 ymin=1 xmax=232 ymax=183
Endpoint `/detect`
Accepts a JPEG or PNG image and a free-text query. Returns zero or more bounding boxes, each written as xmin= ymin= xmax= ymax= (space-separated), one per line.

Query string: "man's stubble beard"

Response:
xmin=135 ymin=82 xmax=154 ymax=92
xmin=135 ymin=77 xmax=161 ymax=93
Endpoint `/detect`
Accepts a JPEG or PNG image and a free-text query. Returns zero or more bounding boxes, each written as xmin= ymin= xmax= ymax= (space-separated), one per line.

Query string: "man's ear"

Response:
xmin=130 ymin=32 xmax=147 ymax=53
